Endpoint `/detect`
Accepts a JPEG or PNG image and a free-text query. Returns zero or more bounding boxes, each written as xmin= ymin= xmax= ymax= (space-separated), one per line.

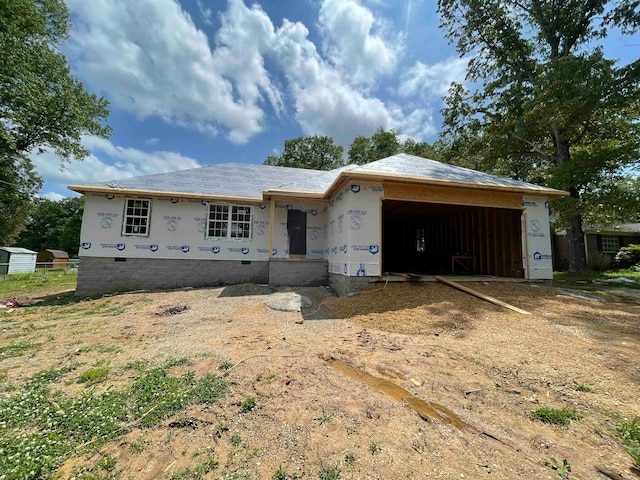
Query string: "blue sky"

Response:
xmin=32 ymin=0 xmax=639 ymax=200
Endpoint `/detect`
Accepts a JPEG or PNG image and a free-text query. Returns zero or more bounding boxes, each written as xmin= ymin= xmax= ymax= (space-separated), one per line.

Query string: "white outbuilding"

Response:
xmin=0 ymin=247 xmax=37 ymax=275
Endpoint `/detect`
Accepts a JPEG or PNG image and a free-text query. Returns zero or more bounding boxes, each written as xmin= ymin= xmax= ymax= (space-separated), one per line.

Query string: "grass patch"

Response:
xmin=574 ymin=382 xmax=593 ymax=392
xmin=530 ymin=407 xmax=581 ymax=426
xmin=615 ymin=417 xmax=640 ymax=467
xmin=319 ymin=465 xmax=341 ymax=480
xmin=169 ymin=456 xmax=218 ymax=479
xmin=0 ymin=271 xmax=77 ymax=295
xmin=0 ymin=340 xmax=38 ymax=360
xmin=240 ymin=396 xmax=256 ymax=413
xmin=554 ymin=269 xmax=640 ymax=288
xmin=78 ymin=366 xmax=109 ymax=385
xmin=0 ymin=363 xmax=227 ymax=479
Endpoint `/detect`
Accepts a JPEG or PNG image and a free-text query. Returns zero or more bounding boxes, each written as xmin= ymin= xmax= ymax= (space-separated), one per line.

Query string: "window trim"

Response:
xmin=205 ymin=203 xmax=253 ymax=241
xmin=121 ymin=197 xmax=152 ymax=237
xmin=600 ymin=234 xmax=619 ymax=254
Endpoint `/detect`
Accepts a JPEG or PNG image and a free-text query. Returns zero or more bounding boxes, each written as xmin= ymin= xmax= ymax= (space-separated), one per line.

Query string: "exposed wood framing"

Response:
xmin=383 ymin=182 xmax=523 ymax=209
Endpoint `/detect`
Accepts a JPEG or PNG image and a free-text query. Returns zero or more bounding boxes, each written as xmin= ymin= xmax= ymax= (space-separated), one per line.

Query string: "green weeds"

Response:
xmin=169 ymin=456 xmax=218 ymax=480
xmin=78 ymin=366 xmax=109 ymax=385
xmin=530 ymin=407 xmax=581 ymax=426
xmin=319 ymin=465 xmax=341 ymax=480
xmin=0 ymin=341 xmax=38 ymax=360
xmin=615 ymin=417 xmax=640 ymax=467
xmin=240 ymin=396 xmax=256 ymax=413
xmin=0 ymin=362 xmax=227 ymax=479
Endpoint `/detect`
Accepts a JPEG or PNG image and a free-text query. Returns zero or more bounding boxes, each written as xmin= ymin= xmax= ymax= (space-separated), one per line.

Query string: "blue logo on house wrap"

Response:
xmin=167 ymin=245 xmax=190 ymax=252
xmin=259 ymin=203 xmax=266 ymax=209
xmin=116 ymin=243 xmax=126 ymax=251
xmin=339 ymin=244 xmax=347 ymax=253
xmin=212 ymin=247 xmax=220 ymax=254
xmin=150 ymin=245 xmax=158 ymax=252
xmin=170 ymin=198 xmax=179 ymax=204
xmin=522 ymin=201 xmax=538 ymax=207
xmin=352 ymin=245 xmax=379 ymax=254
xmin=81 ymin=242 xmax=91 ymax=250
xmin=331 ymin=246 xmax=337 ymax=254
xmin=344 ymin=263 xmax=348 ymax=274
xmin=351 ymin=184 xmax=360 ymax=193
xmin=310 ymin=209 xmax=318 ymax=215
xmin=357 ymin=264 xmax=366 ymax=276
xmin=533 ymin=252 xmax=552 ymax=261
xmin=105 ymin=194 xmax=115 ymax=200
xmin=272 ymin=248 xmax=277 ymax=256
xmin=228 ymin=247 xmax=250 ymax=254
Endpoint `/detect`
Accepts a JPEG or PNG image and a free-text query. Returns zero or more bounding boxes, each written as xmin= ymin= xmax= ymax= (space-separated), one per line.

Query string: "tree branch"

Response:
xmin=507 ymin=131 xmax=554 ymax=161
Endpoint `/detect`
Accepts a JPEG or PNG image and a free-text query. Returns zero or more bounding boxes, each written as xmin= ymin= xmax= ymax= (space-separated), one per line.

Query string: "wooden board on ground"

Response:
xmin=434 ymin=276 xmax=531 ymax=315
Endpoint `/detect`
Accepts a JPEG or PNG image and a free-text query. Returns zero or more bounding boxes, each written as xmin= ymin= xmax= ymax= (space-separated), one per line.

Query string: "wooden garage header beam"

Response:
xmin=383 ymin=181 xmax=523 ymax=210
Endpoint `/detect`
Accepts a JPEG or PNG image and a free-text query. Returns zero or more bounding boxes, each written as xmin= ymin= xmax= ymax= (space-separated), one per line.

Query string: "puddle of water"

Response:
xmin=323 ymin=356 xmax=469 ymax=430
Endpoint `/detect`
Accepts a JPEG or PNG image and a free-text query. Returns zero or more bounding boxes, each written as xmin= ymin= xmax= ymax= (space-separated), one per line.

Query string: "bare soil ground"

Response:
xmin=1 ymin=280 xmax=640 ymax=479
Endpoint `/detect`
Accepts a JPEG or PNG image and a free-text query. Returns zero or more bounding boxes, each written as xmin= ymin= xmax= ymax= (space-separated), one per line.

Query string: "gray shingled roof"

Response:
xmin=69 ymin=154 xmax=562 ymax=198
xmin=353 ymin=154 xmax=552 ymax=191
xmin=90 ymin=163 xmax=350 ymax=199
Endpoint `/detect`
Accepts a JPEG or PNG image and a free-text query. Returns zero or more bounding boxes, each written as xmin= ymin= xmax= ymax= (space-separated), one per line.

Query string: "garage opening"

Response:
xmin=382 ymin=201 xmax=523 ymax=277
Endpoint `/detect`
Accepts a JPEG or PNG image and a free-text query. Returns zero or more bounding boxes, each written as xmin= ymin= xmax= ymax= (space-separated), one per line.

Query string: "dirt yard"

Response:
xmin=1 ymin=279 xmax=640 ymax=479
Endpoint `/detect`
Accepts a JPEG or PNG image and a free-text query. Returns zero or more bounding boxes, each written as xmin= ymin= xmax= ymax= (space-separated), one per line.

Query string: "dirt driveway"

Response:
xmin=1 ymin=281 xmax=639 ymax=479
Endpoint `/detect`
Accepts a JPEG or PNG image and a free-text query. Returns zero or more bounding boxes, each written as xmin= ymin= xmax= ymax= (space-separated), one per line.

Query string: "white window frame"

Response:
xmin=122 ymin=198 xmax=152 ymax=236
xmin=601 ymin=234 xmax=619 ymax=253
xmin=206 ymin=203 xmax=253 ymax=240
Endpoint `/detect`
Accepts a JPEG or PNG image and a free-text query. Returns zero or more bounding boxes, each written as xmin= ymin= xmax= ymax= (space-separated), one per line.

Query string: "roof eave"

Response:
xmin=324 ymin=170 xmax=568 ymax=198
xmin=67 ymin=185 xmax=264 ymax=203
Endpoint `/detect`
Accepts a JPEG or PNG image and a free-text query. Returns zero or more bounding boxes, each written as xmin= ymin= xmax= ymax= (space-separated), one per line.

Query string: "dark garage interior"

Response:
xmin=382 ymin=200 xmax=524 ymax=277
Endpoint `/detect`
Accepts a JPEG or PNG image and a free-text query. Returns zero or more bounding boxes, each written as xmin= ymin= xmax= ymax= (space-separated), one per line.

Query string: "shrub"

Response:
xmin=588 ymin=251 xmax=612 ymax=271
xmin=241 ymin=396 xmax=256 ymax=412
xmin=613 ymin=243 xmax=640 ymax=269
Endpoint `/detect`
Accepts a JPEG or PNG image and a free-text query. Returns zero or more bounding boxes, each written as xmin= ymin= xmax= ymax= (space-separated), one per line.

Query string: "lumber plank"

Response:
xmin=435 ymin=276 xmax=531 ymax=315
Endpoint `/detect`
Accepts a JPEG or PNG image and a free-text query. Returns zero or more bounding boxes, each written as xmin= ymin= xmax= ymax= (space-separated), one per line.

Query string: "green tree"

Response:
xmin=264 ymin=135 xmax=344 ymax=170
xmin=348 ymin=128 xmax=438 ymax=165
xmin=437 ymin=0 xmax=640 ymax=271
xmin=16 ymin=196 xmax=84 ymax=256
xmin=0 ymin=0 xmax=111 ymax=244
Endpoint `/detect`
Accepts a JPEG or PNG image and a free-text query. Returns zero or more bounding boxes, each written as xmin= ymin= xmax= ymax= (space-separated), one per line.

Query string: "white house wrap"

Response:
xmin=69 ymin=154 xmax=567 ymax=297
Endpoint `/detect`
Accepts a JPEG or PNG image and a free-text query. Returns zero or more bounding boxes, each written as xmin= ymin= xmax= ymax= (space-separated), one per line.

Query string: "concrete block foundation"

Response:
xmin=76 ymin=257 xmax=269 ymax=297
xmin=268 ymin=259 xmax=328 ymax=287
xmin=329 ymin=273 xmax=371 ymax=297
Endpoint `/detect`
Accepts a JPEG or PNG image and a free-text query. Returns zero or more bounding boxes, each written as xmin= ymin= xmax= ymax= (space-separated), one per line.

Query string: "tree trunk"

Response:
xmin=565 ymin=194 xmax=588 ymax=272
xmin=555 ymin=136 xmax=588 ymax=272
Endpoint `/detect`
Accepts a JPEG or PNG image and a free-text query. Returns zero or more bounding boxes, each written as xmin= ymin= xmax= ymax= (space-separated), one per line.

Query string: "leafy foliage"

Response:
xmin=437 ymin=0 xmax=640 ymax=272
xmin=0 ymin=0 xmax=111 ymax=244
xmin=264 ymin=135 xmax=344 ymax=170
xmin=348 ymin=128 xmax=439 ymax=165
xmin=613 ymin=244 xmax=640 ymax=269
xmin=15 ymin=196 xmax=84 ymax=255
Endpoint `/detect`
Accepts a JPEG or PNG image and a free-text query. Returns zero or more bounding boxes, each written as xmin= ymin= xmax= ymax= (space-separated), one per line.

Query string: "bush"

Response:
xmin=613 ymin=244 xmax=640 ymax=269
xmin=588 ymin=251 xmax=612 ymax=271
xmin=530 ymin=407 xmax=581 ymax=426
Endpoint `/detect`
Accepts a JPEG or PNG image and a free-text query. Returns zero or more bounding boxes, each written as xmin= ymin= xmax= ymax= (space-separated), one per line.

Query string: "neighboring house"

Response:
xmin=554 ymin=223 xmax=640 ymax=268
xmin=0 ymin=247 xmax=37 ymax=275
xmin=68 ymin=154 xmax=566 ymax=297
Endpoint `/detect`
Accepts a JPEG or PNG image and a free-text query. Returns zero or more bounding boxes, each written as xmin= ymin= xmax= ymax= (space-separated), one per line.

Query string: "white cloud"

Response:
xmin=67 ymin=0 xmax=280 ymax=144
xmin=41 ymin=192 xmax=66 ymax=201
xmin=196 ymin=0 xmax=213 ymax=25
xmin=31 ymin=136 xmax=202 ymax=188
xmin=399 ymin=57 xmax=470 ymax=98
xmin=66 ymin=0 xmax=436 ymax=148
xmin=272 ymin=19 xmax=433 ymax=145
xmin=319 ymin=0 xmax=401 ymax=85
xmin=145 ymin=137 xmax=160 ymax=145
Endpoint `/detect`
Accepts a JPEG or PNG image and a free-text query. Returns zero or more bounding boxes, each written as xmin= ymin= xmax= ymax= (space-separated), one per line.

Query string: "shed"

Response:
xmin=37 ymin=249 xmax=70 ymax=267
xmin=0 ymin=247 xmax=37 ymax=275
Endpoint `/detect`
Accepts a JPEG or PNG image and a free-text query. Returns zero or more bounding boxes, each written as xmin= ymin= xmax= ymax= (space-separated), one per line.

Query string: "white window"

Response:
xmin=207 ymin=204 xmax=252 ymax=239
xmin=122 ymin=198 xmax=151 ymax=236
xmin=601 ymin=235 xmax=619 ymax=253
